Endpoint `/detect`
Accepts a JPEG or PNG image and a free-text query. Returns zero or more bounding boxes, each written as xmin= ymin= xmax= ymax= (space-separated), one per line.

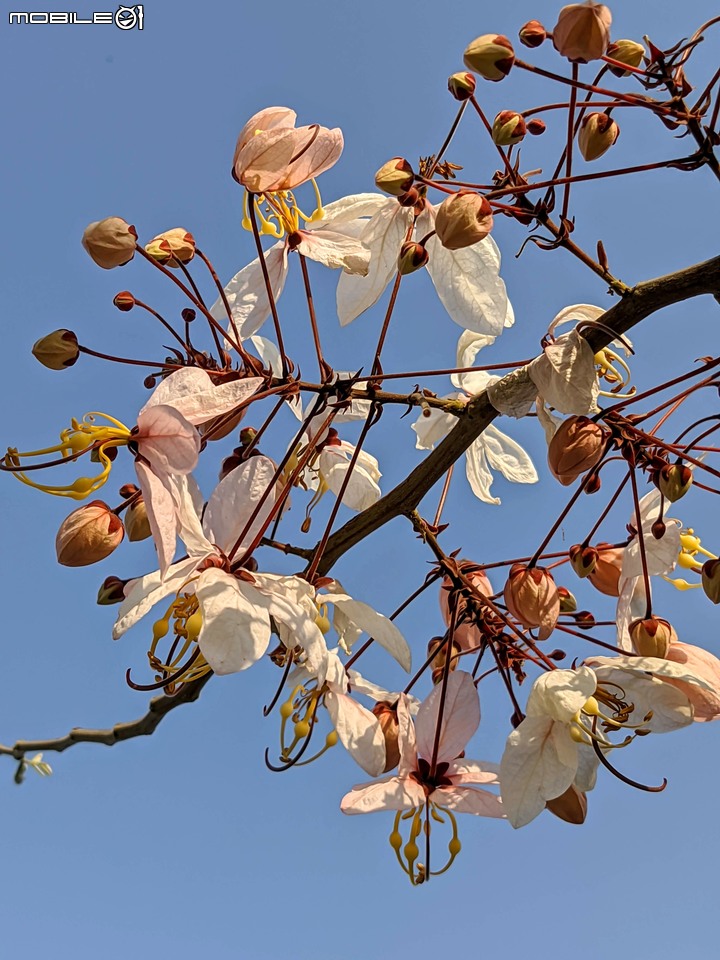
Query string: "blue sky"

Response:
xmin=1 ymin=1 xmax=719 ymax=958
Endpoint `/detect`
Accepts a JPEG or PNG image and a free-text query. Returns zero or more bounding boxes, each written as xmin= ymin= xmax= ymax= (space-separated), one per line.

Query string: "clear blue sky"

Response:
xmin=1 ymin=1 xmax=719 ymax=958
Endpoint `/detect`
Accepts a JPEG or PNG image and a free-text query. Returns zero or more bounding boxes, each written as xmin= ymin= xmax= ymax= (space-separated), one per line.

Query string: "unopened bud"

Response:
xmin=702 ymin=559 xmax=720 ymax=604
xmin=655 ymin=462 xmax=693 ymax=502
xmin=447 ymin=71 xmax=476 ymax=101
xmin=56 ymin=501 xmax=124 ymax=566
xmin=397 ymin=241 xmax=429 ymax=275
xmin=546 ymin=784 xmax=587 ymax=824
xmin=113 ymin=291 xmax=136 ymax=312
xmin=552 ymin=2 xmax=612 ymax=63
xmin=125 ymin=497 xmax=152 ymax=542
xmin=239 ymin=427 xmax=258 ymax=446
xmin=587 ymin=543 xmax=623 ymax=597
xmin=373 ymin=701 xmax=401 ymax=772
xmin=97 ymin=575 xmax=128 ymax=605
xmin=630 ymin=616 xmax=677 ymax=658
xmin=519 ymin=20 xmax=547 ymax=48
xmin=606 ymin=39 xmax=645 ymax=76
xmin=463 ymin=34 xmax=515 ymax=82
xmin=435 ymin=192 xmax=493 ymax=250
xmin=548 ymin=416 xmax=606 ymax=485
xmin=492 ymin=111 xmax=527 ymax=146
xmin=145 ymin=228 xmax=196 ymax=267
xmin=527 ymin=118 xmax=546 ymax=136
xmin=578 ymin=113 xmax=619 ymax=161
xmin=32 ymin=329 xmax=79 ymax=370
xmin=569 ymin=544 xmax=598 ymax=578
xmin=504 ymin=563 xmax=560 ymax=640
xmin=182 ymin=308 xmax=196 ymax=323
xmin=374 ymin=158 xmax=414 ymax=197
xmin=397 ymin=187 xmax=421 ymax=208
xmin=558 ymin=586 xmax=577 ymax=613
xmin=575 ymin=611 xmax=596 ymax=629
xmin=82 ymin=217 xmax=137 ymax=269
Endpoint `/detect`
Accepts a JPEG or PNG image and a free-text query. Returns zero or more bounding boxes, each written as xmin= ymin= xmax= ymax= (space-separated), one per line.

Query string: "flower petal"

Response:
xmin=322 ymin=594 xmax=411 ymax=672
xmin=134 ymin=459 xmax=181 ymax=577
xmin=425 ymin=233 xmax=508 ymax=335
xmin=434 ymin=786 xmax=505 ymax=818
xmin=203 ymin=455 xmax=277 ymax=556
xmin=135 ymin=404 xmax=200 ymax=475
xmin=195 ymin=569 xmax=271 ymax=674
xmin=526 ymin=666 xmax=597 ymax=722
xmin=340 ymin=775 xmax=424 ymax=814
xmin=112 ymin=556 xmax=200 ymax=639
xmin=296 ymin=229 xmax=370 ymax=275
xmin=210 ymin=244 xmax=289 ymax=342
xmin=326 ymin=691 xmax=386 ymax=776
xmin=415 ymin=671 xmax=480 ymax=764
xmin=465 ymin=439 xmax=499 ymax=505
xmin=528 ymin=329 xmax=599 ymax=415
xmin=482 ymin=424 xmax=538 ymax=485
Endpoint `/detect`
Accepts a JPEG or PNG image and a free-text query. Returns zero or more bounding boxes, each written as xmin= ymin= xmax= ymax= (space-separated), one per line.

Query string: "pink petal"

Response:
xmin=234 ymin=106 xmax=297 ymax=156
xmin=134 ymin=460 xmax=179 ymax=577
xmin=340 ymin=775 xmax=425 ymax=815
xmin=203 ymin=454 xmax=277 ymax=556
xmin=396 ymin=694 xmax=418 ymax=778
xmin=135 ymin=404 xmax=200 ymax=475
xmin=434 ymin=786 xmax=505 ymax=818
xmin=665 ymin=642 xmax=720 ymax=721
xmin=235 ymin=127 xmax=299 ymax=193
xmin=415 ymin=671 xmax=480 ymax=764
xmin=280 ymin=125 xmax=343 ymax=189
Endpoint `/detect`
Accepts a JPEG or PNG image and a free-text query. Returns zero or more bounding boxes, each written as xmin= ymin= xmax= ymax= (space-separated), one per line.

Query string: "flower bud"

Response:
xmin=96 ymin=575 xmax=128 ymax=605
xmin=32 ymin=329 xmax=79 ymax=370
xmin=504 ymin=563 xmax=560 ymax=640
xmin=569 ymin=544 xmax=598 ymax=578
xmin=56 ymin=501 xmax=124 ymax=567
xmin=546 ymin=784 xmax=587 ymax=824
xmin=552 ymin=2 xmax=612 ymax=63
xmin=374 ymin=158 xmax=414 ymax=197
xmin=578 ymin=113 xmax=619 ymax=161
xmin=113 ymin=291 xmax=136 ymax=312
xmin=548 ymin=416 xmax=606 ymax=485
xmin=82 ymin=217 xmax=137 ymax=269
xmin=606 ymin=39 xmax=645 ymax=77
xmin=435 ymin=192 xmax=493 ymax=250
xmin=527 ymin=118 xmax=547 ymax=136
xmin=629 ymin=616 xmax=677 ymax=658
xmin=463 ymin=34 xmax=515 ymax=82
xmin=125 ymin=497 xmax=152 ymax=542
xmin=373 ymin=701 xmax=401 ymax=772
xmin=145 ymin=228 xmax=196 ymax=267
xmin=397 ymin=241 xmax=429 ymax=275
xmin=558 ymin=586 xmax=577 ymax=613
xmin=492 ymin=111 xmax=527 ymax=146
xmin=439 ymin=565 xmax=493 ymax=652
xmin=702 ymin=559 xmax=720 ymax=605
xmin=519 ymin=20 xmax=547 ymax=48
xmin=447 ymin=71 xmax=476 ymax=101
xmin=655 ymin=462 xmax=693 ymax=502
xmin=587 ymin=543 xmax=623 ymax=597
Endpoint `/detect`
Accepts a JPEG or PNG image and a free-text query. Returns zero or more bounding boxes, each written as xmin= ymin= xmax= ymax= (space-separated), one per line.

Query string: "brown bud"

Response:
xmin=701 ymin=559 xmax=720 ymax=605
xmin=463 ymin=34 xmax=515 ymax=82
xmin=56 ymin=501 xmax=124 ymax=566
xmin=519 ymin=20 xmax=547 ymax=48
xmin=504 ymin=563 xmax=560 ymax=640
xmin=32 ymin=329 xmax=79 ymax=370
xmin=96 ymin=575 xmax=128 ymax=605
xmin=587 ymin=543 xmax=623 ymax=597
xmin=569 ymin=544 xmax=599 ymax=578
xmin=552 ymin=2 xmax=612 ymax=63
xmin=397 ymin=241 xmax=429 ymax=275
xmin=578 ymin=113 xmax=619 ymax=161
xmin=374 ymin=158 xmax=414 ymax=197
xmin=447 ymin=71 xmax=476 ymax=101
xmin=575 ymin=611 xmax=596 ymax=629
xmin=373 ymin=701 xmax=401 ymax=772
xmin=113 ymin=291 xmax=136 ymax=312
xmin=527 ymin=118 xmax=547 ymax=136
xmin=435 ymin=192 xmax=493 ymax=250
xmin=606 ymin=39 xmax=645 ymax=77
xmin=655 ymin=463 xmax=693 ymax=503
xmin=145 ymin=228 xmax=196 ymax=267
xmin=558 ymin=586 xmax=577 ymax=613
xmin=491 ymin=111 xmax=527 ymax=146
xmin=125 ymin=497 xmax=152 ymax=542
xmin=82 ymin=217 xmax=137 ymax=269
xmin=548 ymin=416 xmax=606 ymax=485
xmin=629 ymin=616 xmax=677 ymax=658
xmin=546 ymin=784 xmax=587 ymax=824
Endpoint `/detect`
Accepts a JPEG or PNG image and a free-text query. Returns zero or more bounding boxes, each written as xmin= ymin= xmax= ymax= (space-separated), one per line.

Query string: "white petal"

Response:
xmin=465 ymin=439 xmax=499 ymax=505
xmin=415 ymin=671 xmax=480 ymax=764
xmin=615 ymin=576 xmax=646 ymax=651
xmin=587 ymin=655 xmax=715 ymax=693
xmin=134 ymin=459 xmax=180 ymax=578
xmin=452 ymin=331 xmax=499 ymax=388
xmin=319 ymin=444 xmax=382 ymax=511
xmin=203 ymin=455 xmax=277 ymax=556
xmin=296 ymin=230 xmax=370 ymax=275
xmin=411 ymin=399 xmax=459 ymax=450
xmin=195 ymin=569 xmax=271 ymax=674
xmin=526 ymin=666 xmax=598 ymax=722
xmin=322 ymin=594 xmax=411 ymax=672
xmin=340 ymin=775 xmax=424 ymax=814
xmin=425 ymin=233 xmax=508 ymax=335
xmin=210 ymin=244 xmax=288 ymax=341
xmin=482 ymin=424 xmax=538 ymax=485
xmin=486 ymin=367 xmax=537 ymax=419
xmin=308 ymin=193 xmax=388 ymax=228
xmin=434 ymin=786 xmax=505 ymax=818
xmin=326 ymin=691 xmax=386 ymax=776
xmin=528 ymin=330 xmax=599 ymax=415
xmin=548 ymin=303 xmax=604 ymax=337
xmin=112 ymin=557 xmax=200 ymax=639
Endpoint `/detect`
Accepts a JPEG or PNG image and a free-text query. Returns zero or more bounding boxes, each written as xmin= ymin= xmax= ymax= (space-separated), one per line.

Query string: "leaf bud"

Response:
xmin=503 ymin=563 xmax=560 ymax=640
xmin=527 ymin=118 xmax=547 ymax=136
xmin=492 ymin=111 xmax=527 ymax=146
xmin=373 ymin=701 xmax=401 ymax=772
xmin=519 ymin=20 xmax=547 ymax=48
xmin=558 ymin=586 xmax=577 ymax=613
xmin=56 ymin=501 xmax=125 ymax=567
xmin=655 ymin=462 xmax=693 ymax=502
xmin=629 ymin=616 xmax=677 ymax=658
xmin=397 ymin=241 xmax=429 ymax=275
xmin=463 ymin=34 xmax=515 ymax=82
xmin=82 ymin=217 xmax=137 ymax=269
xmin=32 ymin=329 xmax=79 ymax=370
xmin=125 ymin=497 xmax=152 ymax=542
xmin=587 ymin=543 xmax=623 ymax=597
xmin=447 ymin=71 xmax=476 ymax=101
xmin=113 ymin=291 xmax=136 ymax=312
xmin=569 ymin=544 xmax=598 ymax=578
xmin=96 ymin=575 xmax=128 ymax=605
xmin=552 ymin=2 xmax=612 ymax=63
xmin=578 ymin=113 xmax=619 ymax=161
xmin=145 ymin=228 xmax=196 ymax=267
xmin=701 ymin=559 xmax=720 ymax=605
xmin=606 ymin=39 xmax=645 ymax=76
xmin=546 ymin=784 xmax=587 ymax=824
xmin=374 ymin=158 xmax=414 ymax=197
xmin=435 ymin=192 xmax=493 ymax=250
xmin=548 ymin=416 xmax=606 ymax=485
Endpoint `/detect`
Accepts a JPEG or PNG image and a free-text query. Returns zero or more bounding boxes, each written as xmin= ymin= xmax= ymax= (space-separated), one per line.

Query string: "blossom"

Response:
xmin=232 ymin=106 xmax=343 ymax=194
xmin=412 ymin=332 xmax=536 ymax=504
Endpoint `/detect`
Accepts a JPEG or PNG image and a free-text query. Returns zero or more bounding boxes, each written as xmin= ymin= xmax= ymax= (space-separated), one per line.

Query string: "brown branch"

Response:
xmin=315 ymin=254 xmax=720 ymax=575
xmin=0 ymin=674 xmax=212 ymax=760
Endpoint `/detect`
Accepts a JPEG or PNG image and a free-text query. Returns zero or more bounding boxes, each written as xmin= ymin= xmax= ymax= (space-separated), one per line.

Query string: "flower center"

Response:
xmin=241 ymin=179 xmax=325 ymax=239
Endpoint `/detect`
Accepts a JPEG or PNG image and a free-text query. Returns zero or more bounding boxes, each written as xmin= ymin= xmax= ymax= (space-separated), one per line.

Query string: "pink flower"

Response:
xmin=664 ymin=643 xmax=720 ymax=722
xmin=232 ymin=106 xmax=343 ymax=194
